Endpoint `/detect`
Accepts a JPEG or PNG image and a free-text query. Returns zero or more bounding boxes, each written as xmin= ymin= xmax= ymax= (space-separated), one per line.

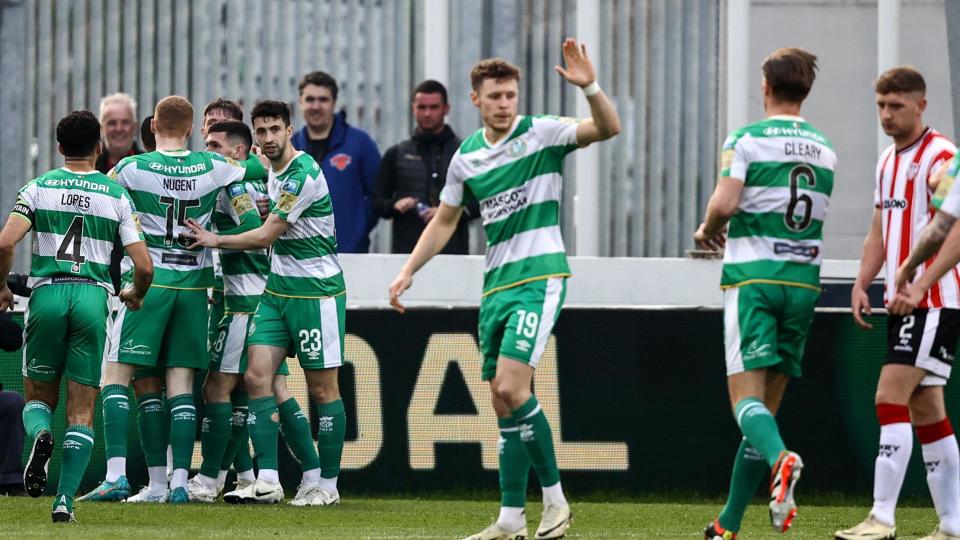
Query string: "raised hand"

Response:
xmin=555 ymin=38 xmax=597 ymax=88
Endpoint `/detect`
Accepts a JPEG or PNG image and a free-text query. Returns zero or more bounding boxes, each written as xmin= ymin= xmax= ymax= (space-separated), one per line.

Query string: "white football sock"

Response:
xmin=194 ymin=473 xmax=217 ymax=490
xmin=216 ymin=470 xmax=228 ymax=487
xmin=497 ymin=506 xmax=526 ymax=532
xmin=301 ymin=468 xmax=321 ymax=486
xmin=870 ymin=422 xmax=912 ymax=526
xmin=170 ymin=468 xmax=188 ymax=490
xmin=923 ymin=434 xmax=960 ymax=535
xmin=318 ymin=475 xmax=338 ymax=494
xmin=147 ymin=466 xmax=168 ymax=494
xmin=237 ymin=469 xmax=256 ymax=482
xmin=105 ymin=457 xmax=126 ymax=483
xmin=258 ymin=469 xmax=279 ymax=485
xmin=542 ymin=481 xmax=568 ymax=507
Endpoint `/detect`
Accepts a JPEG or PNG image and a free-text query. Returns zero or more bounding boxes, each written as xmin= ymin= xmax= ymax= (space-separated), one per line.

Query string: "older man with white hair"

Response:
xmin=95 ymin=92 xmax=142 ymax=173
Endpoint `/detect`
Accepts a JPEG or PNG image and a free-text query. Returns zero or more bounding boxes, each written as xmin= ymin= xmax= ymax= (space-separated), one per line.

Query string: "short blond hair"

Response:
xmin=154 ymin=95 xmax=194 ymax=137
xmin=99 ymin=92 xmax=137 ymax=122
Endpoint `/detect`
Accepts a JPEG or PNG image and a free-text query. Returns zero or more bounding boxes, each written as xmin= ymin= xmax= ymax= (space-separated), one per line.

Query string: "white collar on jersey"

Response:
xmin=157 ymin=149 xmax=190 ymax=157
xmin=483 ymin=115 xmax=523 ymax=149
xmin=767 ymin=114 xmax=805 ymax=122
xmin=272 ymin=151 xmax=303 ymax=176
xmin=59 ymin=167 xmax=98 ymax=174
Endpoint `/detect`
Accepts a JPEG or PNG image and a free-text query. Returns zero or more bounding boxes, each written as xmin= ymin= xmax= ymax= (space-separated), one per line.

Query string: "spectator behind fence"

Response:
xmin=0 ymin=312 xmax=25 ymax=495
xmin=373 ymin=80 xmax=477 ymax=254
xmin=140 ymin=114 xmax=156 ymax=152
xmin=292 ymin=71 xmax=381 ymax=253
xmin=95 ymin=92 xmax=142 ymax=174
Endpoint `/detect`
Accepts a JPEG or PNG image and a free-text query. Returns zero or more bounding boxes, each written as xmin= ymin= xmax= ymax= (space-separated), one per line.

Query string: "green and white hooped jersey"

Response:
xmin=12 ymin=168 xmax=144 ymax=294
xmin=213 ymin=178 xmax=270 ymax=313
xmin=266 ymin=151 xmax=345 ymax=298
xmin=110 ymin=150 xmax=263 ymax=290
xmin=719 ymin=116 xmax=836 ymax=291
xmin=440 ymin=115 xmax=579 ymax=296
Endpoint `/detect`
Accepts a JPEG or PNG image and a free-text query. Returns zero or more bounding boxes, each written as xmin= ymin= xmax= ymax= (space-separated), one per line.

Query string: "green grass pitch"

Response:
xmin=0 ymin=496 xmax=948 ymax=538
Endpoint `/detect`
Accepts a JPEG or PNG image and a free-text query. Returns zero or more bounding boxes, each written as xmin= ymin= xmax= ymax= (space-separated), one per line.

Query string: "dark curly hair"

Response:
xmin=56 ymin=110 xmax=101 ymax=157
xmin=251 ymin=100 xmax=292 ymax=128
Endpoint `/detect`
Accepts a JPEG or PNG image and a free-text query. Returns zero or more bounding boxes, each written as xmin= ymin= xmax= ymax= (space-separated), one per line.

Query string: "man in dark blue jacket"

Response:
xmin=293 ymin=71 xmax=381 ymax=253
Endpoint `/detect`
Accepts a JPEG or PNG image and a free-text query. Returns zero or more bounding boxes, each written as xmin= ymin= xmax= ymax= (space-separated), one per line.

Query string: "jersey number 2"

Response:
xmin=56 ymin=216 xmax=86 ymax=272
xmin=785 ymin=164 xmax=816 ymax=232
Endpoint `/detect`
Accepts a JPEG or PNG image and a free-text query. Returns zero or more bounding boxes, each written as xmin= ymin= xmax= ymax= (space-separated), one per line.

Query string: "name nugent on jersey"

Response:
xmin=163 ymin=178 xmax=196 ymax=190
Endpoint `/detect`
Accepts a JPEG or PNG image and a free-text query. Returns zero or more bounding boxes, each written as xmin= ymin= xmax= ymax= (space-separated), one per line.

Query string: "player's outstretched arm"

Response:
xmin=852 ymin=209 xmax=883 ymax=330
xmin=0 ymin=215 xmax=32 ymax=310
xmin=183 ymin=214 xmax=289 ymax=251
xmin=119 ymin=241 xmax=154 ymax=310
xmin=389 ymin=202 xmax=464 ymax=313
xmin=555 ymin=38 xmax=621 ymax=146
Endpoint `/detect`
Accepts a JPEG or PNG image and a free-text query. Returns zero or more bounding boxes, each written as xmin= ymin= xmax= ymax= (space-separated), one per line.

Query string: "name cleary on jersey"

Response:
xmin=783 ymin=141 xmax=821 ymax=160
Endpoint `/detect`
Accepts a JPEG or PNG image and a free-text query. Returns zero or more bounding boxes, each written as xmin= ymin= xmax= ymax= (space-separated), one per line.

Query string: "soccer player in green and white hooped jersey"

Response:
xmin=81 ymin=96 xmax=266 ymax=505
xmin=188 ymin=118 xmax=324 ymax=505
xmin=695 ymin=48 xmax=836 ymax=540
xmin=186 ymin=100 xmax=347 ymax=506
xmin=389 ymin=39 xmax=620 ymax=540
xmin=0 ymin=111 xmax=153 ymax=523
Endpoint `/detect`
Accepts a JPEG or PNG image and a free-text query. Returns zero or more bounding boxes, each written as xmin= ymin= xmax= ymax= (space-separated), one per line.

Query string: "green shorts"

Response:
xmin=478 ymin=277 xmax=566 ymax=381
xmin=107 ymin=286 xmax=209 ymax=370
xmin=209 ymin=312 xmax=289 ymax=376
xmin=723 ymin=283 xmax=819 ymax=378
xmin=247 ymin=291 xmax=345 ymax=370
xmin=22 ymin=282 xmax=111 ymax=387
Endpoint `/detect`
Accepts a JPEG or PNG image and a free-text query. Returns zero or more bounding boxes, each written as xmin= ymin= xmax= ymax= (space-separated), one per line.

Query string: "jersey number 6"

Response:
xmin=785 ymin=164 xmax=816 ymax=232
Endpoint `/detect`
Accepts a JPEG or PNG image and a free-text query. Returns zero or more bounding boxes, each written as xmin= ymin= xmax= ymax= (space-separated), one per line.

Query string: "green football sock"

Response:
xmin=198 ymin=401 xmax=232 ymax=478
xmin=512 ymin=396 xmax=561 ymax=488
xmin=223 ymin=391 xmax=253 ymax=472
xmin=166 ymin=394 xmax=197 ymax=470
xmin=278 ymin=398 xmax=321 ymax=472
xmin=717 ymin=438 xmax=768 ymax=532
xmin=734 ymin=397 xmax=786 ymax=468
xmin=314 ymin=399 xmax=346 ymax=479
xmin=248 ymin=396 xmax=280 ymax=470
xmin=498 ymin=417 xmax=531 ymax=508
xmin=136 ymin=393 xmax=167 ymax=467
xmin=102 ymin=384 xmax=130 ymax=460
xmin=57 ymin=425 xmax=95 ymax=498
xmin=22 ymin=400 xmax=52 ymax=440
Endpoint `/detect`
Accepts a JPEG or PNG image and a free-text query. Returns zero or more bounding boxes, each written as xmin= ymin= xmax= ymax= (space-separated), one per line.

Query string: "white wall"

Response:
xmin=748 ymin=0 xmax=952 ymax=258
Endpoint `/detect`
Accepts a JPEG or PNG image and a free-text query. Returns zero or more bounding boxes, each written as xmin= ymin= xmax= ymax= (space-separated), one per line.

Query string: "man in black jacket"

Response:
xmin=374 ymin=80 xmax=477 ymax=254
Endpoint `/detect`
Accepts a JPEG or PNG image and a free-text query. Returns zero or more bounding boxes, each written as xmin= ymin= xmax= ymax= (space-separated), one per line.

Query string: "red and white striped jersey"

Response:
xmin=875 ymin=128 xmax=957 ymax=307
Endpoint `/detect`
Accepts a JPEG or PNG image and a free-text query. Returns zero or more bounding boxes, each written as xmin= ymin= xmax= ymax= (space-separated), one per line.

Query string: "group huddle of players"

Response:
xmin=2 ymin=38 xmax=623 ymax=540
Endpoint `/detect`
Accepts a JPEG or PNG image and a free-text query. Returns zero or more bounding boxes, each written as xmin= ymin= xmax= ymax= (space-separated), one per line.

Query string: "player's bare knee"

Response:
xmin=308 ymin=382 xmax=339 ymax=404
xmin=243 ymin=370 xmax=272 ymax=396
xmin=272 ymin=376 xmax=291 ymax=402
xmin=24 ymin=379 xmax=59 ymax=407
xmin=909 ymin=386 xmax=946 ymax=425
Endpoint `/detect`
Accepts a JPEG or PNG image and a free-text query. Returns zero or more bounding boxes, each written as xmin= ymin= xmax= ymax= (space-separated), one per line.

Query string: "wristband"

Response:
xmin=581 ymin=81 xmax=601 ymax=97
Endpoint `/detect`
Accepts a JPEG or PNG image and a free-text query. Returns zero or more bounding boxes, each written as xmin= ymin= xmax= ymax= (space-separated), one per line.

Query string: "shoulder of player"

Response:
xmin=924 ymin=130 xmax=957 ymax=157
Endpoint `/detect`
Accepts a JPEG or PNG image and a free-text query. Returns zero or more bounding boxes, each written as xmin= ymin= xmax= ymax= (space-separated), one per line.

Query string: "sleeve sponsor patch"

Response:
xmin=231 ymin=193 xmax=255 ymax=215
xmin=276 ymin=191 xmax=299 ymax=213
xmin=228 ymin=183 xmax=246 ymax=197
xmin=720 ymin=148 xmax=735 ymax=171
xmin=132 ymin=213 xmax=143 ymax=233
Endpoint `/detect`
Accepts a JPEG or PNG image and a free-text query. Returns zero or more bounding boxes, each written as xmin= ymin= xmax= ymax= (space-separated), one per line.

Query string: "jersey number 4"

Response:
xmin=785 ymin=164 xmax=817 ymax=232
xmin=55 ymin=215 xmax=86 ymax=272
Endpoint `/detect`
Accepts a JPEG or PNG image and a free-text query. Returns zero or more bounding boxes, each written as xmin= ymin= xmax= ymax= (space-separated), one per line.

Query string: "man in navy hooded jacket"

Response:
xmin=293 ymin=70 xmax=381 ymax=252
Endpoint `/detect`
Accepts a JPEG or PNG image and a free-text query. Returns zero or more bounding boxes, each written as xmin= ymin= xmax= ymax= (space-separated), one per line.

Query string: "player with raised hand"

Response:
xmin=838 ymin=67 xmax=960 ymax=540
xmin=184 ymin=100 xmax=347 ymax=506
xmin=81 ymin=95 xmax=265 ymax=505
xmin=388 ymin=38 xmax=620 ymax=540
xmin=0 ymin=111 xmax=153 ymax=522
xmin=696 ymin=48 xmax=836 ymax=539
